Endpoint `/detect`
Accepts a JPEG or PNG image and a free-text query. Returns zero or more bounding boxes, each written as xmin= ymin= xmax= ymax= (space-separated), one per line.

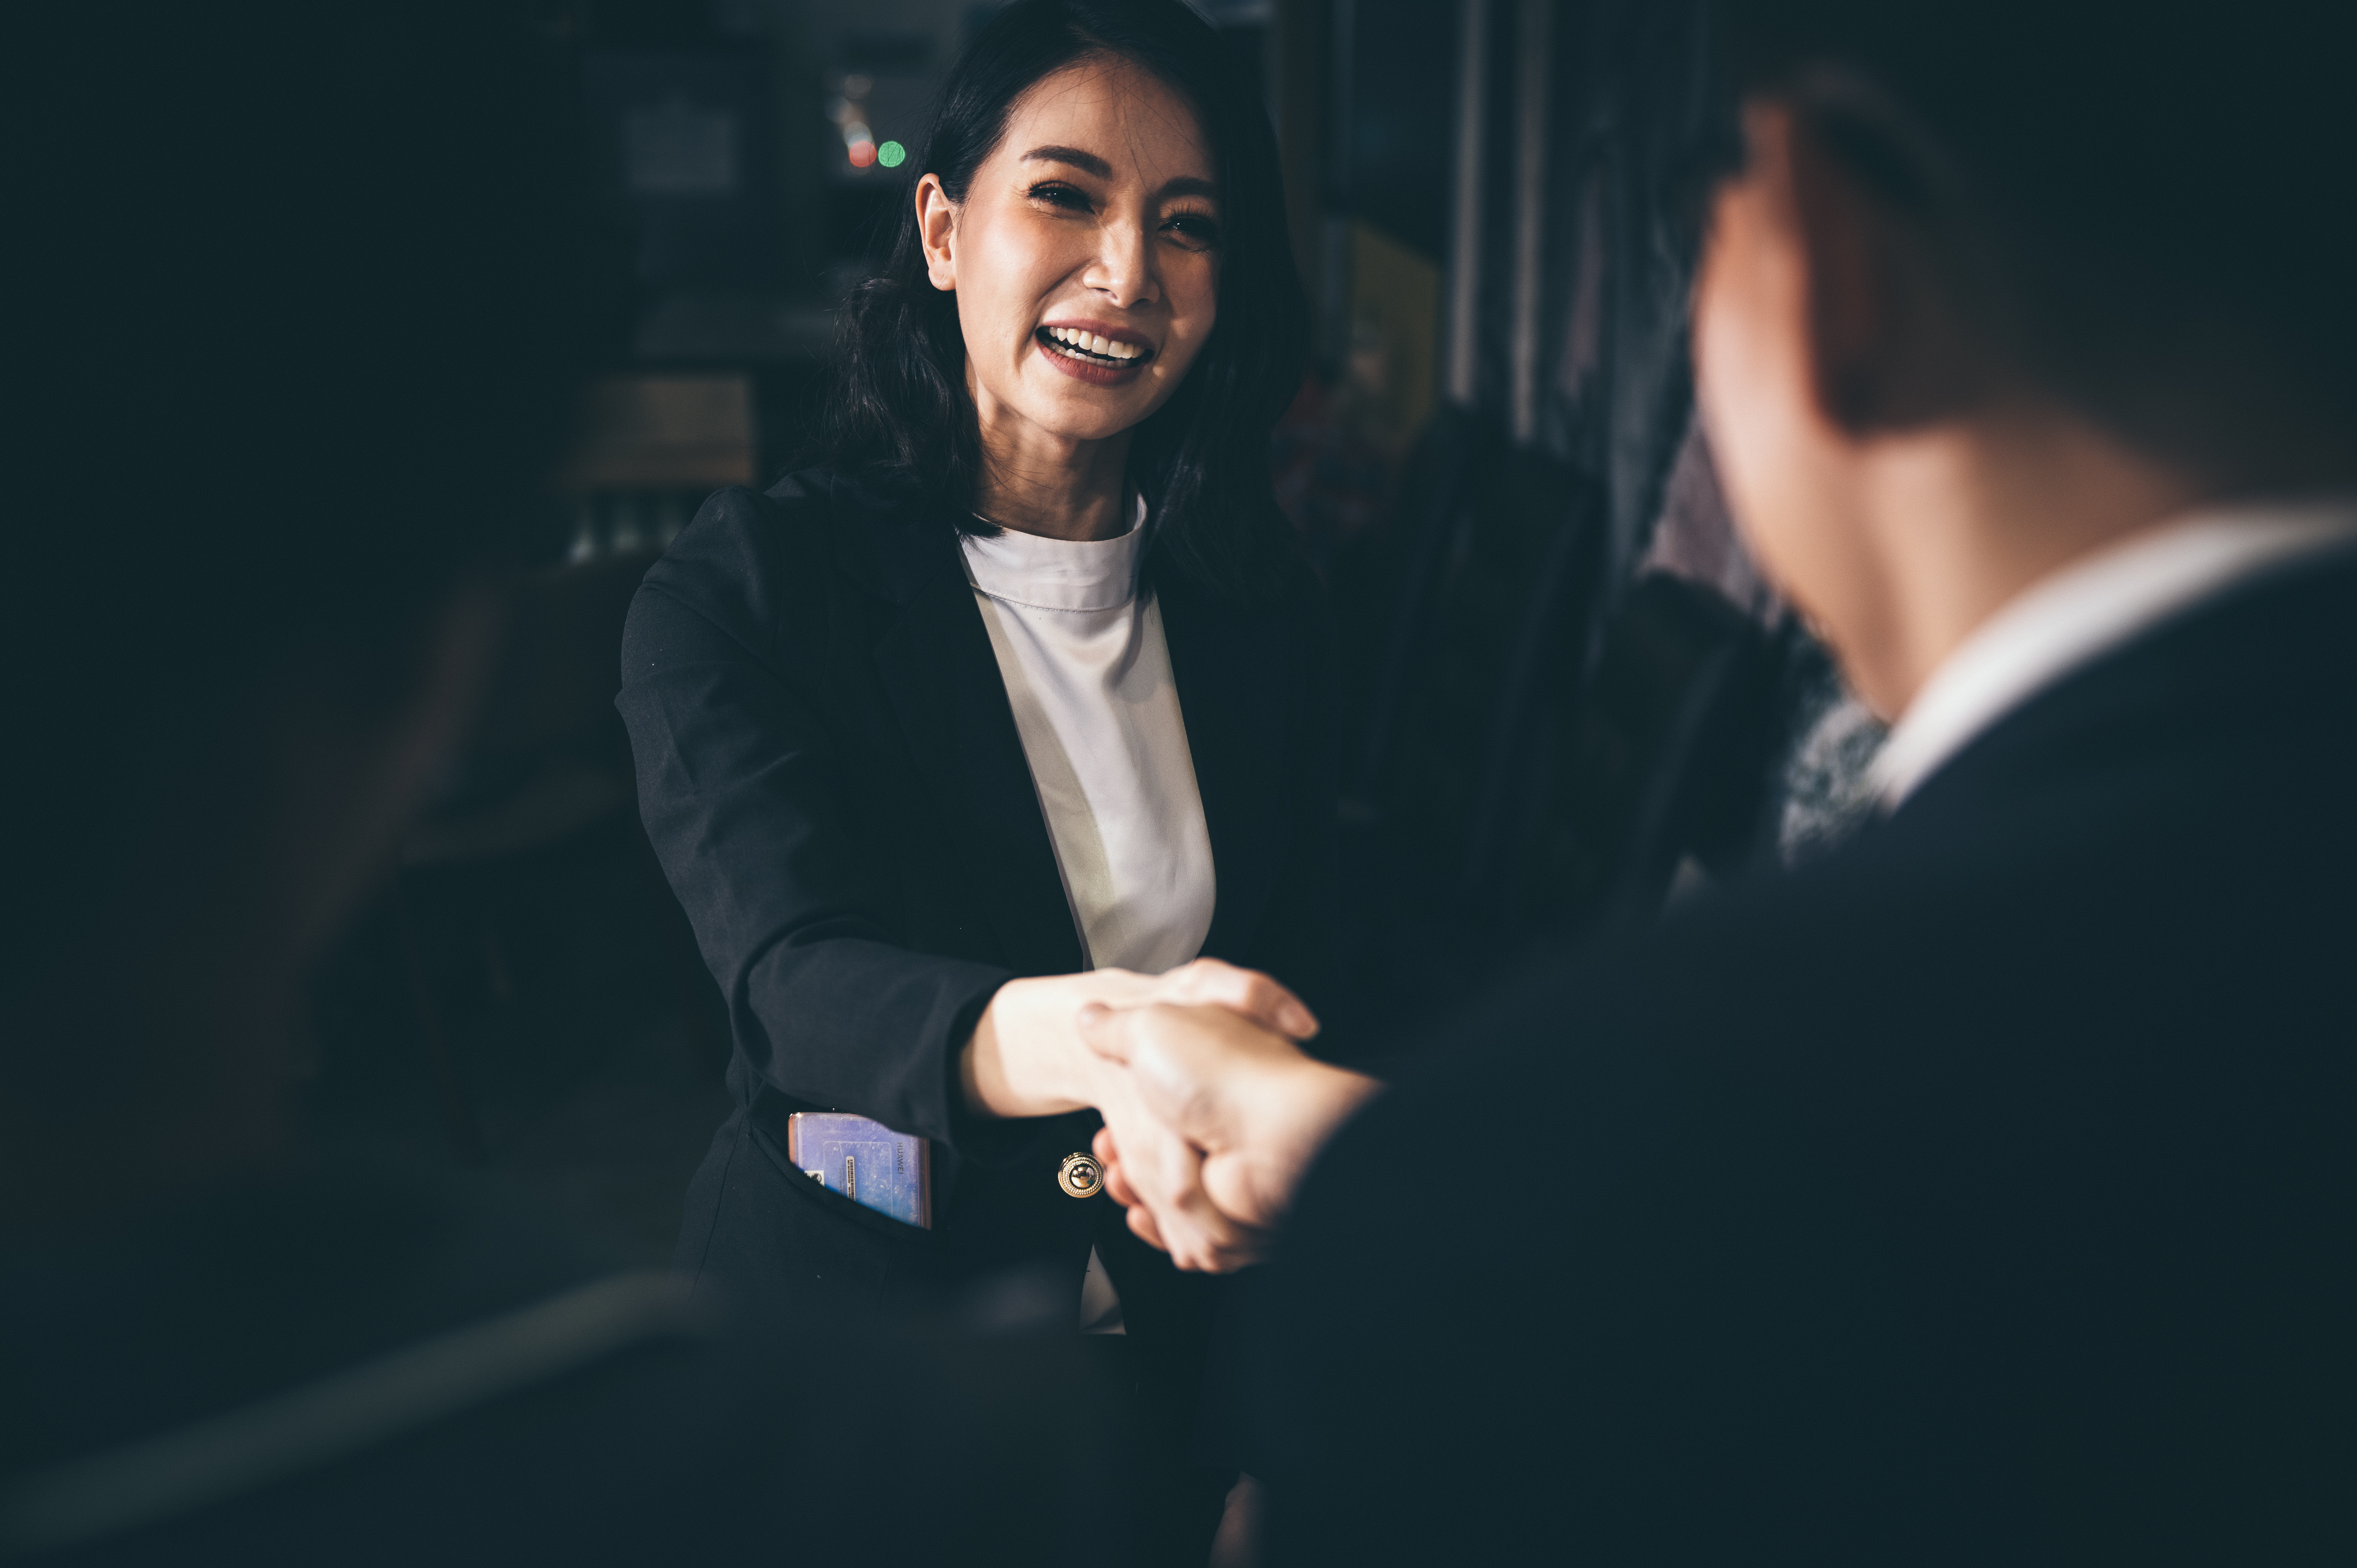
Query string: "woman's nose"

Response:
xmin=1084 ymin=220 xmax=1159 ymax=309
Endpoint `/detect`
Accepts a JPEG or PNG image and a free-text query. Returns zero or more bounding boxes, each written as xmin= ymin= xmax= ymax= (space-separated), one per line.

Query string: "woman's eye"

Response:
xmin=1164 ymin=212 xmax=1222 ymax=248
xmin=1028 ymin=182 xmax=1090 ymax=211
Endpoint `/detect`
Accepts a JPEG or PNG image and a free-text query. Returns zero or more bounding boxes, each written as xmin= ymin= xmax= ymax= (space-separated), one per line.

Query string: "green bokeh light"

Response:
xmin=877 ymin=140 xmax=906 ymax=169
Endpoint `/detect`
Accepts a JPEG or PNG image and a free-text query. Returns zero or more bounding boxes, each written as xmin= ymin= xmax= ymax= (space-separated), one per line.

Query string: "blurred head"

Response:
xmin=1693 ymin=0 xmax=2357 ymax=708
xmin=917 ymin=56 xmax=1222 ymax=459
xmin=2 ymin=0 xmax=584 ymax=1211
xmin=819 ymin=0 xmax=1308 ymax=600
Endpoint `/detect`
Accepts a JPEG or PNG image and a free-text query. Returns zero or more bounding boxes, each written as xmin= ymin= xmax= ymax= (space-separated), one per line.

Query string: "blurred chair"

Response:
xmin=1328 ymin=409 xmax=1612 ymax=1027
xmin=1327 ymin=407 xmax=1809 ymax=1040
xmin=396 ymin=549 xmax=726 ymax=1162
xmin=551 ymin=374 xmax=758 ymax=565
xmin=387 ymin=370 xmax=765 ymax=1159
xmin=1510 ymin=572 xmax=1788 ymax=933
xmin=407 ymin=555 xmax=650 ymax=869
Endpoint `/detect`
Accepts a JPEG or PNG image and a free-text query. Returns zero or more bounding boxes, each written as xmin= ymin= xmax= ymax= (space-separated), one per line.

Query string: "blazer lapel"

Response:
xmin=859 ymin=493 xmax=1087 ymax=979
xmin=1157 ymin=573 xmax=1291 ymax=963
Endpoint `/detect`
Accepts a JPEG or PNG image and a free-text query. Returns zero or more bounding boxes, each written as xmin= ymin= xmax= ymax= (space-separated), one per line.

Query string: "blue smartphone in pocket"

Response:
xmin=786 ymin=1112 xmax=931 ymax=1229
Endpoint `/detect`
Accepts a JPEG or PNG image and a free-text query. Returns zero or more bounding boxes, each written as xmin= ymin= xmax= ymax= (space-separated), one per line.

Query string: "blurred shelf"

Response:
xmin=631 ymin=291 xmax=836 ymax=365
xmin=553 ymin=372 xmax=757 ymax=493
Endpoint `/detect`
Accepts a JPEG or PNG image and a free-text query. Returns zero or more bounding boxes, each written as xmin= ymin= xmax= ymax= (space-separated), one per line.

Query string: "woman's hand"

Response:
xmin=959 ymin=957 xmax=1317 ymax=1119
xmin=1082 ymin=1002 xmax=1380 ymax=1263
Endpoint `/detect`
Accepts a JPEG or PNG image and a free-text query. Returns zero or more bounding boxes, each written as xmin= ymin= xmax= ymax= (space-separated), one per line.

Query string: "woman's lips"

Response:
xmin=1035 ymin=326 xmax=1152 ymax=387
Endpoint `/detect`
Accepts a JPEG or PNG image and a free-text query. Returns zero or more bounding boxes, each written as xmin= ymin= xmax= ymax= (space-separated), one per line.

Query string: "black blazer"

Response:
xmin=1258 ymin=548 xmax=2357 ymax=1564
xmin=619 ymin=469 xmax=1335 ymax=1360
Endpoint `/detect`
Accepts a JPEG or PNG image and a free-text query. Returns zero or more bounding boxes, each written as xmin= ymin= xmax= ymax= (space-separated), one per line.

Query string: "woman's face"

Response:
xmin=917 ymin=57 xmax=1222 ymax=449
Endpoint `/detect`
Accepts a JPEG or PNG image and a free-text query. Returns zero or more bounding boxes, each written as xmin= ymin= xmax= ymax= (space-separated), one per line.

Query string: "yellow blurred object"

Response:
xmin=1346 ymin=221 xmax=1441 ymax=457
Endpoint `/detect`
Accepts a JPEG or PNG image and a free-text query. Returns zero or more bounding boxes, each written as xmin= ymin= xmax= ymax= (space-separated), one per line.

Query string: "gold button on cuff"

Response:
xmin=1058 ymin=1151 xmax=1103 ymax=1199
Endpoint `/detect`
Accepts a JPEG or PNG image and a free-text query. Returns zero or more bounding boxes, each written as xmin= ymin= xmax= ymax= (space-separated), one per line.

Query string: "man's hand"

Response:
xmin=1080 ymin=1002 xmax=1379 ymax=1264
xmin=1088 ymin=1050 xmax=1276 ymax=1272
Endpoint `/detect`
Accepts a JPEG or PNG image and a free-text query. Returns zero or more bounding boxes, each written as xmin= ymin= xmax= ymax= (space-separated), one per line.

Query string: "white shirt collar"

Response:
xmin=959 ymin=493 xmax=1147 ymax=614
xmin=1870 ymin=500 xmax=2357 ymax=809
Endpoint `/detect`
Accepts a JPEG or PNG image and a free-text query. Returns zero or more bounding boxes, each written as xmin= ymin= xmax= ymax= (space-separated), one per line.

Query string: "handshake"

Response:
xmin=969 ymin=959 xmax=1378 ymax=1273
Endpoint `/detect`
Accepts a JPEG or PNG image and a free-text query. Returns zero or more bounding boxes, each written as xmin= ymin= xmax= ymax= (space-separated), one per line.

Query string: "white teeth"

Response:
xmin=1045 ymin=327 xmax=1145 ymax=362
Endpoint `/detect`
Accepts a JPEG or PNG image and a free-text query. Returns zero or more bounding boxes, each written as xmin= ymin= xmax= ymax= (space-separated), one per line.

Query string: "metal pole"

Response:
xmin=1444 ymin=0 xmax=1490 ymax=407
xmin=1321 ymin=0 xmax=1358 ymax=367
xmin=1509 ymin=0 xmax=1553 ymax=444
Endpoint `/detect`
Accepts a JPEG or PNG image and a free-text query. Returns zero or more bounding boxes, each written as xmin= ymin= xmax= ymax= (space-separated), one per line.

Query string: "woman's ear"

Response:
xmin=916 ymin=173 xmax=957 ymax=292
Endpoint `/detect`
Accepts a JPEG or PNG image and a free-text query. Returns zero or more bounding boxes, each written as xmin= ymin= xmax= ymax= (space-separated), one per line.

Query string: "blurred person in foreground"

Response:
xmin=1081 ymin=0 xmax=2357 ymax=1561
xmin=0 ymin=5 xmax=1116 ymax=1562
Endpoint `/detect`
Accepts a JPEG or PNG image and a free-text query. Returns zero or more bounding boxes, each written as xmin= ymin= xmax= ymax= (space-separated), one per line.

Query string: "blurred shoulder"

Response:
xmin=1258 ymin=543 xmax=1338 ymax=692
xmin=1281 ymin=549 xmax=1337 ymax=653
xmin=1270 ymin=542 xmax=1331 ymax=626
xmin=1153 ymin=527 xmax=1331 ymax=634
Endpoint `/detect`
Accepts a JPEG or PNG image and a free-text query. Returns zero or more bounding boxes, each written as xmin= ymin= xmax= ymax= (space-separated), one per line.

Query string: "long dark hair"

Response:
xmin=813 ymin=0 xmax=1309 ymax=603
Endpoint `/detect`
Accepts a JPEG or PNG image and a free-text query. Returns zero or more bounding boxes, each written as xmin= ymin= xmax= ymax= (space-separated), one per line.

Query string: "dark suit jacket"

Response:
xmin=619 ymin=469 xmax=1335 ymax=1375
xmin=1260 ymin=548 xmax=2357 ymax=1564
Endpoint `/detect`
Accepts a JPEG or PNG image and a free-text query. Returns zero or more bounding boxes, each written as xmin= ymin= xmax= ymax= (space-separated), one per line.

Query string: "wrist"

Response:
xmin=962 ymin=975 xmax=1101 ymax=1119
xmin=1265 ymin=1057 xmax=1378 ymax=1168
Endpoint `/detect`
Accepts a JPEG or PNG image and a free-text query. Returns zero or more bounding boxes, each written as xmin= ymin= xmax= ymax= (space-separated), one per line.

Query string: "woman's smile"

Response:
xmin=1036 ymin=321 xmax=1157 ymax=384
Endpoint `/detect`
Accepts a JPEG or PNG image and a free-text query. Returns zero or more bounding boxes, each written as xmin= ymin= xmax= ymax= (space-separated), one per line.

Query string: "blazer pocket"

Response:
xmin=731 ymin=1119 xmax=945 ymax=1324
xmin=750 ymin=1115 xmax=939 ymax=1247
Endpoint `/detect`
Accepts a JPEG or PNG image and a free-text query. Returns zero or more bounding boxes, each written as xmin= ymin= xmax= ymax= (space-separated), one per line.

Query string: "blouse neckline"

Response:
xmin=960 ymin=494 xmax=1148 ymax=614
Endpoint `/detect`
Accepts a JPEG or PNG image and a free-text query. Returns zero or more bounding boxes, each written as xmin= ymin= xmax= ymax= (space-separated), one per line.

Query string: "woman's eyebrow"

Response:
xmin=1019 ymin=146 xmax=1218 ymax=202
xmin=1021 ymin=145 xmax=1112 ymax=177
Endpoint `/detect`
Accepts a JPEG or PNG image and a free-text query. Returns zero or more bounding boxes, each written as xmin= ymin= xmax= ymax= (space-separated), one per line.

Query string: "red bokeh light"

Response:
xmin=848 ymin=140 xmax=876 ymax=168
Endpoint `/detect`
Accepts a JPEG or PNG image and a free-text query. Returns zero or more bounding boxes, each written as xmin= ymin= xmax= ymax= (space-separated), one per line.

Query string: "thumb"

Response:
xmin=1119 ymin=1006 xmax=1242 ymax=1151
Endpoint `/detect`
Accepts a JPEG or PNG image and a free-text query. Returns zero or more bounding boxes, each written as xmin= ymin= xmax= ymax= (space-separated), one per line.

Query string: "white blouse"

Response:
xmin=963 ymin=500 xmax=1216 ymax=1340
xmin=961 ymin=500 xmax=1217 ymax=975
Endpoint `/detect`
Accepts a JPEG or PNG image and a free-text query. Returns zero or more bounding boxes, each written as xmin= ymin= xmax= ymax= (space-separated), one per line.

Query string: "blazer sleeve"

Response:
xmin=617 ymin=484 xmax=1010 ymax=1150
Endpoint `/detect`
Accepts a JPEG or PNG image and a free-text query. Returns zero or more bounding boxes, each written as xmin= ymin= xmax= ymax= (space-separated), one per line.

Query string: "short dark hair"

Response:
xmin=813 ymin=0 xmax=1310 ymax=602
xmin=1718 ymin=0 xmax=2357 ymax=491
xmin=4 ymin=1 xmax=585 ymax=977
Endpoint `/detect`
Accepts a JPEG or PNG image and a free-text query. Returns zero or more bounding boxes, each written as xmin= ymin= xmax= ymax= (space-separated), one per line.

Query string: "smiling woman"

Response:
xmin=915 ymin=62 xmax=1228 ymax=522
xmin=821 ymin=0 xmax=1308 ymax=595
xmin=616 ymin=2 xmax=1330 ymax=1563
